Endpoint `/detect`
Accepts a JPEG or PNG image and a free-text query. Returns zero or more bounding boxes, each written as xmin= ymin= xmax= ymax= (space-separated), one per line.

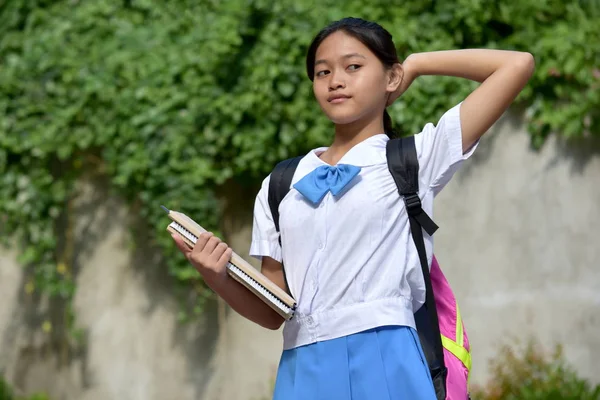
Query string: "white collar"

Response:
xmin=292 ymin=134 xmax=389 ymax=183
xmin=310 ymin=134 xmax=389 ymax=167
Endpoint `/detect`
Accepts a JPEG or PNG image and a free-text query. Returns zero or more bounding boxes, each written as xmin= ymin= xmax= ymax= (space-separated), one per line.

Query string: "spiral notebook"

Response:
xmin=161 ymin=205 xmax=296 ymax=320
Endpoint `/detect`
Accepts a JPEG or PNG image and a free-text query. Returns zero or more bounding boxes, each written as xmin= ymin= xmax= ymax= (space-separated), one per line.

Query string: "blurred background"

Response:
xmin=1 ymin=1 xmax=599 ymax=399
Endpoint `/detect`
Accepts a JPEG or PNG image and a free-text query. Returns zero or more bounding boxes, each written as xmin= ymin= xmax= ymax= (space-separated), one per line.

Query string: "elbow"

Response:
xmin=265 ymin=323 xmax=283 ymax=331
xmin=263 ymin=313 xmax=285 ymax=330
xmin=516 ymin=52 xmax=535 ymax=78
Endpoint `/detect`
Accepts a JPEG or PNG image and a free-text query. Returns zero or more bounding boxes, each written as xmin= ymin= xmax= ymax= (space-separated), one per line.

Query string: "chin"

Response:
xmin=321 ymin=107 xmax=362 ymax=125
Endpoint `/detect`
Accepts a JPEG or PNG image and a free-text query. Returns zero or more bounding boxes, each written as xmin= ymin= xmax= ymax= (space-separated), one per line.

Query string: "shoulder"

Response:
xmin=256 ymin=152 xmax=312 ymax=200
xmin=414 ymin=103 xmax=462 ymax=153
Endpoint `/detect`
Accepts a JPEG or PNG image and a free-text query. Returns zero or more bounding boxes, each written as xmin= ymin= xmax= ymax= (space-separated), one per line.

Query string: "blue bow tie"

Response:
xmin=293 ymin=164 xmax=361 ymax=205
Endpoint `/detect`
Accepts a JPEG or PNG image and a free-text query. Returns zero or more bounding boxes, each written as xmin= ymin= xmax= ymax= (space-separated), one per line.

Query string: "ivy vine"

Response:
xmin=0 ymin=0 xmax=598 ymax=331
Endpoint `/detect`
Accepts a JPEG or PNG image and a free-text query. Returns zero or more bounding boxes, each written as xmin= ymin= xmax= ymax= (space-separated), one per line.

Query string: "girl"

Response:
xmin=172 ymin=17 xmax=534 ymax=400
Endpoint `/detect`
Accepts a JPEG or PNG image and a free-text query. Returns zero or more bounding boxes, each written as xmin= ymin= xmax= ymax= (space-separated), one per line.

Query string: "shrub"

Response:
xmin=470 ymin=340 xmax=600 ymax=400
xmin=0 ymin=377 xmax=50 ymax=400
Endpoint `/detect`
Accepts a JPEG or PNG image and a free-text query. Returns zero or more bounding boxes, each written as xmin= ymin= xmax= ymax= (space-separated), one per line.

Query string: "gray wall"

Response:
xmin=434 ymin=113 xmax=600 ymax=383
xmin=1 ymin=112 xmax=599 ymax=399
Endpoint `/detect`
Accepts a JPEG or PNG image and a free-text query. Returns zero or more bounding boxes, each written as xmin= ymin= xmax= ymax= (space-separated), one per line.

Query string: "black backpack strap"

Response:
xmin=387 ymin=137 xmax=439 ymax=236
xmin=268 ymin=156 xmax=303 ymax=234
xmin=267 ymin=156 xmax=303 ymax=295
xmin=386 ymin=136 xmax=447 ymax=400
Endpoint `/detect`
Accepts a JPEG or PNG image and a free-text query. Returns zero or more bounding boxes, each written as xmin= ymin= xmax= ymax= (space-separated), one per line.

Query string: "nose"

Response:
xmin=328 ymin=70 xmax=346 ymax=91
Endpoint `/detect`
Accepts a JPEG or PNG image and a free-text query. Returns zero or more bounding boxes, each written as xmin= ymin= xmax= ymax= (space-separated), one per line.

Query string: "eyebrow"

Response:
xmin=315 ymin=53 xmax=367 ymax=67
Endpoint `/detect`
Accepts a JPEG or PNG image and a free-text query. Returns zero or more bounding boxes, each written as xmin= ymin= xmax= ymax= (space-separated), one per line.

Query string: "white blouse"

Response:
xmin=250 ymin=103 xmax=478 ymax=350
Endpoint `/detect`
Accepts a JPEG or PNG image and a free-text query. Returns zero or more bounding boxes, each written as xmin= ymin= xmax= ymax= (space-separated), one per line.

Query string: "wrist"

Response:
xmin=201 ymin=268 xmax=229 ymax=292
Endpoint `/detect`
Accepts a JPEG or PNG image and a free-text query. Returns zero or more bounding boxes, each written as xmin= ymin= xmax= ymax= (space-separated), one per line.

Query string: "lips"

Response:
xmin=327 ymin=94 xmax=351 ymax=103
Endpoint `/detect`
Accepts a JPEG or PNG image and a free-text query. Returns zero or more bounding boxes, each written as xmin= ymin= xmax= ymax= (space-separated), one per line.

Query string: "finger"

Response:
xmin=190 ymin=232 xmax=216 ymax=266
xmin=210 ymin=242 xmax=228 ymax=263
xmin=171 ymin=234 xmax=192 ymax=255
xmin=217 ymin=247 xmax=233 ymax=267
xmin=202 ymin=235 xmax=221 ymax=256
xmin=194 ymin=232 xmax=213 ymax=253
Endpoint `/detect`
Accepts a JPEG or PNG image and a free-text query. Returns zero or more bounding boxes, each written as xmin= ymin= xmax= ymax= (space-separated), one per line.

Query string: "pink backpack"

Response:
xmin=431 ymin=255 xmax=472 ymax=399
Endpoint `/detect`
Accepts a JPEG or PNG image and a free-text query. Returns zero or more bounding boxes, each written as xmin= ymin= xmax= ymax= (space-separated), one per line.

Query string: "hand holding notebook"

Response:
xmin=171 ymin=229 xmax=232 ymax=287
xmin=163 ymin=205 xmax=297 ymax=320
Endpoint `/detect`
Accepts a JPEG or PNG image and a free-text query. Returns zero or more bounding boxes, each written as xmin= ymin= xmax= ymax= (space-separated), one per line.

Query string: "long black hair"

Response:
xmin=306 ymin=17 xmax=400 ymax=138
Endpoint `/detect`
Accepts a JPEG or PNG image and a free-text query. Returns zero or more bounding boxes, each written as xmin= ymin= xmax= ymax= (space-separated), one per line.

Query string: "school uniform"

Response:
xmin=250 ymin=103 xmax=478 ymax=400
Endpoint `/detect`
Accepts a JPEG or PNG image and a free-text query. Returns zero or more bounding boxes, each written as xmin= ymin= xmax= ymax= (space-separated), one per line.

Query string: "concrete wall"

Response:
xmin=1 ymin=112 xmax=599 ymax=399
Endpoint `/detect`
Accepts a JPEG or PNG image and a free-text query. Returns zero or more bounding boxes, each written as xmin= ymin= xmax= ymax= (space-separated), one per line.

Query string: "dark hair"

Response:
xmin=306 ymin=17 xmax=400 ymax=138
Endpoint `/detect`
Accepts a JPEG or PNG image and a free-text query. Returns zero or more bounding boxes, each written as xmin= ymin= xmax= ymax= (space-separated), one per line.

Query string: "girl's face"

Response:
xmin=312 ymin=31 xmax=395 ymax=126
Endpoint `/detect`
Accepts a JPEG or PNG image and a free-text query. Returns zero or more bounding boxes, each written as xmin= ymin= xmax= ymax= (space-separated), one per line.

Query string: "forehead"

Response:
xmin=315 ymin=30 xmax=374 ymax=61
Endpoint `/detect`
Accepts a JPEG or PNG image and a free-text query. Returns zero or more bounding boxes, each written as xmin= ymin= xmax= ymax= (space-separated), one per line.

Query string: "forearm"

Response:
xmin=204 ymin=273 xmax=284 ymax=330
xmin=407 ymin=49 xmax=534 ymax=83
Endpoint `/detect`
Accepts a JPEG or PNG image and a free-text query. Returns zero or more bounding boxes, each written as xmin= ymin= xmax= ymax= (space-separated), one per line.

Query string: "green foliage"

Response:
xmin=0 ymin=377 xmax=49 ymax=400
xmin=471 ymin=340 xmax=600 ymax=400
xmin=1 ymin=0 xmax=599 ymax=321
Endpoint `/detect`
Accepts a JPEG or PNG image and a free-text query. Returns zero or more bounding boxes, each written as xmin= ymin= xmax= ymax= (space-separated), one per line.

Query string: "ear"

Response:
xmin=386 ymin=63 xmax=403 ymax=93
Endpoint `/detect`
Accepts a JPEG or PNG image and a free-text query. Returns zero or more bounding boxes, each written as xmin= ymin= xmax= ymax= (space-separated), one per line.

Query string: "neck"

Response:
xmin=319 ymin=114 xmax=385 ymax=165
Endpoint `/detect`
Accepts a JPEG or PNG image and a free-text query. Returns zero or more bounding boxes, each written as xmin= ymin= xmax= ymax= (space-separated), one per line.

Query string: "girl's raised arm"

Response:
xmin=397 ymin=49 xmax=535 ymax=152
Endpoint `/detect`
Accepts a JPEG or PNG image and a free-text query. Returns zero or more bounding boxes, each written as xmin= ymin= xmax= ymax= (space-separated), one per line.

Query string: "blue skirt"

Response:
xmin=273 ymin=325 xmax=436 ymax=400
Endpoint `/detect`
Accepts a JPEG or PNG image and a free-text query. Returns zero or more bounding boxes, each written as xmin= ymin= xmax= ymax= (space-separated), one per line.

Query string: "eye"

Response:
xmin=347 ymin=64 xmax=362 ymax=71
xmin=315 ymin=70 xmax=330 ymax=77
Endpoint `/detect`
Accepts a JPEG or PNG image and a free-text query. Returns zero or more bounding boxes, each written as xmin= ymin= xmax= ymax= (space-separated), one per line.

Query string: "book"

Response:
xmin=161 ymin=205 xmax=297 ymax=320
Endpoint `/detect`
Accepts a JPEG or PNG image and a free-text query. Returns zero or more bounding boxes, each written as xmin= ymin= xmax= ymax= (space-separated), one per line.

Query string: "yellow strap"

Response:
xmin=456 ymin=303 xmax=463 ymax=347
xmin=441 ymin=335 xmax=472 ymax=371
